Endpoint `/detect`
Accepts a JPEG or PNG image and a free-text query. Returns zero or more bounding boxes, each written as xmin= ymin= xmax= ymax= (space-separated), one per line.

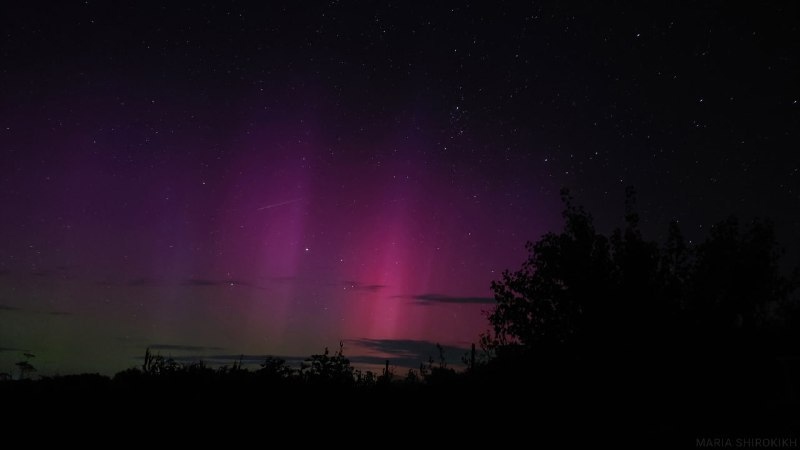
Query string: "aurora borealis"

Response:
xmin=1 ymin=2 xmax=798 ymax=375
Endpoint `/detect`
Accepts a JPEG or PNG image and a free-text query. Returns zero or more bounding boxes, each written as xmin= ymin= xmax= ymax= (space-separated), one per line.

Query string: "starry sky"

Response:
xmin=1 ymin=2 xmax=798 ymax=375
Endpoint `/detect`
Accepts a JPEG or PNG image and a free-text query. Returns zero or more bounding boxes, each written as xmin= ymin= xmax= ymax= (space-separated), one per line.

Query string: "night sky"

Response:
xmin=1 ymin=2 xmax=798 ymax=375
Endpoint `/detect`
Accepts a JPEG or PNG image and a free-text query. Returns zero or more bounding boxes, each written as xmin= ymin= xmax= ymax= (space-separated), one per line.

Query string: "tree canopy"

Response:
xmin=487 ymin=188 xmax=798 ymax=360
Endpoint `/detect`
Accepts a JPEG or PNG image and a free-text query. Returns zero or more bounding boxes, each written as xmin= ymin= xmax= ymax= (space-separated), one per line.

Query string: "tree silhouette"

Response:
xmin=486 ymin=187 xmax=797 ymax=363
xmin=689 ymin=216 xmax=791 ymax=334
xmin=487 ymin=188 xmax=614 ymax=354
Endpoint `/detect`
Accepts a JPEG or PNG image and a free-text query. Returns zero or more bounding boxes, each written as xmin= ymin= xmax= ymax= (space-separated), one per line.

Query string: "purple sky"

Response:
xmin=1 ymin=2 xmax=797 ymax=375
xmin=0 ymin=85 xmax=561 ymax=374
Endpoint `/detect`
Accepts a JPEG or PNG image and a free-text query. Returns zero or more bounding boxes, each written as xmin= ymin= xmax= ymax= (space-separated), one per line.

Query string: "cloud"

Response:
xmin=134 ymin=351 xmax=430 ymax=369
xmin=128 ymin=278 xmax=159 ymax=286
xmin=348 ymin=338 xmax=469 ymax=357
xmin=97 ymin=277 xmax=261 ymax=288
xmin=0 ymin=304 xmax=69 ymax=316
xmin=182 ymin=278 xmax=262 ymax=289
xmin=96 ymin=278 xmax=159 ymax=287
xmin=206 ymin=354 xmax=306 ymax=364
xmin=345 ymin=339 xmax=470 ymax=368
xmin=0 ymin=347 xmax=26 ymax=353
xmin=23 ymin=266 xmax=72 ymax=278
xmin=397 ymin=293 xmax=495 ymax=305
xmin=147 ymin=344 xmax=226 ymax=352
xmin=132 ymin=340 xmax=472 ymax=371
xmin=347 ymin=354 xmax=424 ymax=368
xmin=183 ymin=278 xmax=219 ymax=286
xmin=269 ymin=276 xmax=296 ymax=283
xmin=341 ymin=280 xmax=387 ymax=293
xmin=131 ymin=342 xmax=470 ymax=371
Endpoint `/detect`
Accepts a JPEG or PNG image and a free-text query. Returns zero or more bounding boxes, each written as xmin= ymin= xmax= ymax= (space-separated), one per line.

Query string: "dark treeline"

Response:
xmin=479 ymin=188 xmax=800 ymax=439
xmin=487 ymin=188 xmax=799 ymax=369
xmin=3 ymin=188 xmax=799 ymax=443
